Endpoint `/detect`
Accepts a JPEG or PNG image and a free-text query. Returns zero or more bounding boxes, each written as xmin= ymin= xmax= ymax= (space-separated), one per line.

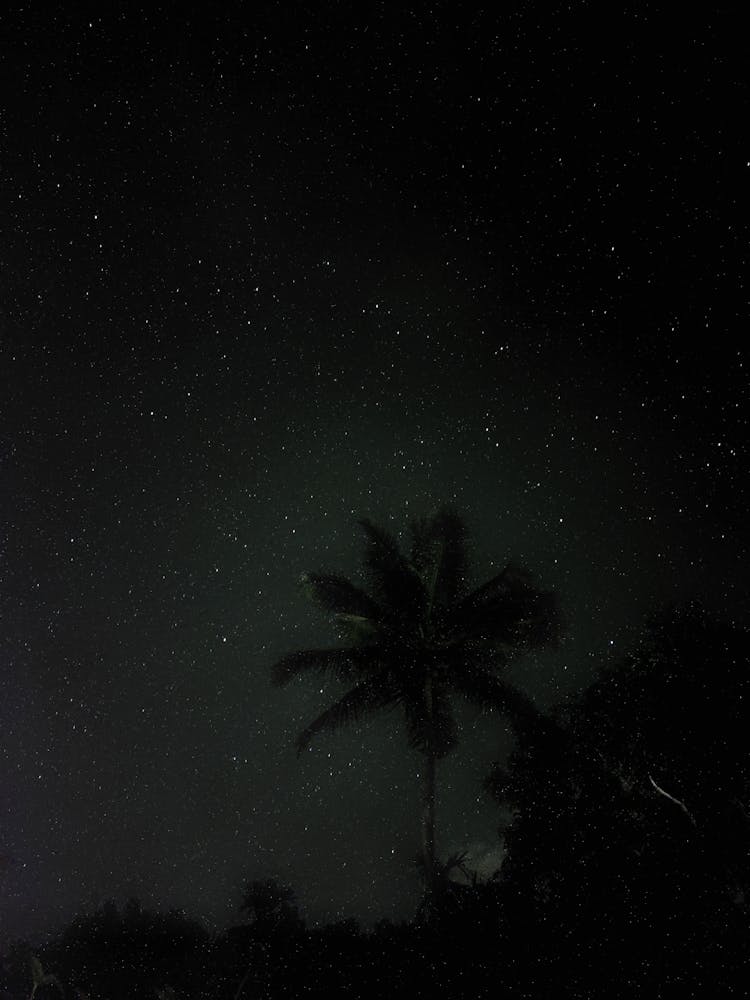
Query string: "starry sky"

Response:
xmin=1 ymin=4 xmax=747 ymax=943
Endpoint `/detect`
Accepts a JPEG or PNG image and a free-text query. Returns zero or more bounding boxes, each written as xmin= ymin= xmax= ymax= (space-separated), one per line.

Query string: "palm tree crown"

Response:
xmin=272 ymin=507 xmax=561 ymax=758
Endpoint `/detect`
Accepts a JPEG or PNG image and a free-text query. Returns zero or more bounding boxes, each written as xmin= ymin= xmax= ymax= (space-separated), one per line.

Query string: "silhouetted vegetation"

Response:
xmin=271 ymin=506 xmax=561 ymax=912
xmin=489 ymin=604 xmax=750 ymax=997
xmin=3 ymin=603 xmax=748 ymax=997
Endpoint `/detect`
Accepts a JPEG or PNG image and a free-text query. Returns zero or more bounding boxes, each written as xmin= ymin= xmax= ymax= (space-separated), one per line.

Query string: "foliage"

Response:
xmin=28 ymin=955 xmax=62 ymax=999
xmin=238 ymin=878 xmax=303 ymax=937
xmin=271 ymin=505 xmax=561 ymax=916
xmin=273 ymin=506 xmax=562 ymax=757
xmin=13 ymin=900 xmax=211 ymax=1000
xmin=4 ymin=608 xmax=747 ymax=997
xmin=490 ymin=605 xmax=750 ymax=996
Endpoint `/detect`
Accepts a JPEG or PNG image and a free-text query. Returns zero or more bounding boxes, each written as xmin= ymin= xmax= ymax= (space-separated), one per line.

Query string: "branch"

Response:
xmin=648 ymin=773 xmax=696 ymax=827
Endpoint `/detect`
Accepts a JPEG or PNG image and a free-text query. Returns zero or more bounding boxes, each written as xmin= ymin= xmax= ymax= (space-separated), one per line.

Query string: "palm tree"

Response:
xmin=271 ymin=506 xmax=561 ymax=910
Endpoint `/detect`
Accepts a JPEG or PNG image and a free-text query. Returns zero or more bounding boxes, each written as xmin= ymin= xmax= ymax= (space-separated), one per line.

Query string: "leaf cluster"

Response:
xmin=271 ymin=506 xmax=561 ymax=756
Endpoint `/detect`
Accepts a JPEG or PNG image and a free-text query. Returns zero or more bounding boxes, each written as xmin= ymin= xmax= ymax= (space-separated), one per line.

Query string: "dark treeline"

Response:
xmin=2 ymin=604 xmax=749 ymax=998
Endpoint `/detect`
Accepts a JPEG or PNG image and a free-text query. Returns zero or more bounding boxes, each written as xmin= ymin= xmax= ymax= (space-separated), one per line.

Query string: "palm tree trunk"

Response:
xmin=420 ymin=674 xmax=437 ymax=918
xmin=421 ymin=748 xmax=437 ymax=900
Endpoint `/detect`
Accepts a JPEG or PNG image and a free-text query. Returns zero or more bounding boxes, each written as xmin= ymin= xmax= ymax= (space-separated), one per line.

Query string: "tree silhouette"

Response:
xmin=489 ymin=605 xmax=750 ymax=996
xmin=239 ymin=878 xmax=301 ymax=937
xmin=15 ymin=900 xmax=210 ymax=1000
xmin=271 ymin=506 xmax=561 ymax=910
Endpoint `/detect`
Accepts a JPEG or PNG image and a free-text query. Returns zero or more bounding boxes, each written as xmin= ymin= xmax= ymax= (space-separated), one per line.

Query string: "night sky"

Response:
xmin=1 ymin=5 xmax=747 ymax=944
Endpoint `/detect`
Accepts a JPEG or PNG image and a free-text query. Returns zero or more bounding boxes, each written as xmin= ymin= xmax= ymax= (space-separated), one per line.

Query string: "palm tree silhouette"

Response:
xmin=271 ymin=506 xmax=561 ymax=911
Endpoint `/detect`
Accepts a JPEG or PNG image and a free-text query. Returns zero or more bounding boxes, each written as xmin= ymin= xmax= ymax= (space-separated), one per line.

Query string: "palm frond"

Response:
xmin=296 ymin=676 xmax=397 ymax=754
xmin=451 ymin=664 xmax=541 ymax=735
xmin=333 ymin=612 xmax=381 ymax=644
xmin=412 ymin=849 xmax=470 ymax=880
xmin=516 ymin=588 xmax=563 ymax=648
xmin=271 ymin=647 xmax=381 ymax=687
xmin=358 ymin=518 xmax=426 ymax=623
xmin=449 ymin=564 xmax=562 ymax=648
xmin=429 ymin=506 xmax=470 ymax=608
xmin=300 ymin=573 xmax=383 ymax=621
xmin=442 ymin=850 xmax=471 ymax=880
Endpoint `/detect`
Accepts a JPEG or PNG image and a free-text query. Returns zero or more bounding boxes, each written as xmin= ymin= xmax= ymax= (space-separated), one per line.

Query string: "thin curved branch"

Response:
xmin=648 ymin=773 xmax=697 ymax=827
